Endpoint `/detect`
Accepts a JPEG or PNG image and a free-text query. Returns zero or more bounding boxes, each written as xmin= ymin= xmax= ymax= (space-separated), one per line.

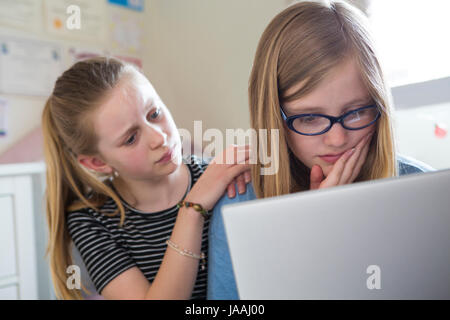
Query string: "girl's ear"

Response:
xmin=77 ymin=154 xmax=114 ymax=174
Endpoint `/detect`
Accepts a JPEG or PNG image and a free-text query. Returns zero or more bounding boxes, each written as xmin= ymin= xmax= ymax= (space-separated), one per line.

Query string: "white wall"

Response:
xmin=143 ymin=0 xmax=288 ymax=137
xmin=394 ymin=102 xmax=450 ymax=170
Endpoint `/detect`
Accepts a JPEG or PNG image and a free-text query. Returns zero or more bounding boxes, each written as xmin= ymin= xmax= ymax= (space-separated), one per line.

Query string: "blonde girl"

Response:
xmin=207 ymin=0 xmax=433 ymax=299
xmin=43 ymin=56 xmax=251 ymax=299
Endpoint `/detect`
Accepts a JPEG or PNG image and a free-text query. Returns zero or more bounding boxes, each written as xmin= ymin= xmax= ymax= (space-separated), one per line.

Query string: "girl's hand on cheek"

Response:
xmin=310 ymin=131 xmax=374 ymax=190
xmin=185 ymin=145 xmax=251 ymax=211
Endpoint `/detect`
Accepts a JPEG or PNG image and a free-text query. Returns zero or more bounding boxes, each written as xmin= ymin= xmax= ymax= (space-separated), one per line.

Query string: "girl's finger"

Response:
xmin=244 ymin=170 xmax=251 ymax=183
xmin=348 ymin=133 xmax=373 ymax=183
xmin=339 ymin=132 xmax=373 ymax=184
xmin=320 ymin=147 xmax=355 ymax=188
xmin=227 ymin=179 xmax=236 ymax=198
xmin=310 ymin=164 xmax=324 ymax=190
xmin=236 ymin=174 xmax=246 ymax=195
xmin=226 ymin=163 xmax=252 ymax=184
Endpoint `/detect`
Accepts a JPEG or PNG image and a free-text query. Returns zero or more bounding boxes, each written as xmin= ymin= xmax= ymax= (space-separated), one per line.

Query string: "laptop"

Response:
xmin=222 ymin=169 xmax=450 ymax=299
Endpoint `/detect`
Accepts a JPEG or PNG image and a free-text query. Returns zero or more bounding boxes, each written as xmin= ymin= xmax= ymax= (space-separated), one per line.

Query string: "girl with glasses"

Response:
xmin=207 ymin=0 xmax=434 ymax=299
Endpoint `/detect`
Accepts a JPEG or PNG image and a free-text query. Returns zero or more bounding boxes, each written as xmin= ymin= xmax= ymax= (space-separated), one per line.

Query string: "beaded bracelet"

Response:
xmin=177 ymin=200 xmax=210 ymax=219
xmin=166 ymin=239 xmax=206 ymax=270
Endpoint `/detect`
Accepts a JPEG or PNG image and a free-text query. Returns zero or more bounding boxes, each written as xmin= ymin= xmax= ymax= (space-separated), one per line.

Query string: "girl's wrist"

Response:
xmin=177 ymin=200 xmax=211 ymax=220
xmin=184 ymin=192 xmax=211 ymax=211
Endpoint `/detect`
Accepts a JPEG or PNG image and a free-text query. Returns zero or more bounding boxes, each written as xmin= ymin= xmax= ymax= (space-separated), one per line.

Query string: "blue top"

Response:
xmin=206 ymin=155 xmax=435 ymax=299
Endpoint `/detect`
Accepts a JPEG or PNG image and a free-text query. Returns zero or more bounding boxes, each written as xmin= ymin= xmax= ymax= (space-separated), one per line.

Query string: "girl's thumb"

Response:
xmin=310 ymin=164 xmax=324 ymax=190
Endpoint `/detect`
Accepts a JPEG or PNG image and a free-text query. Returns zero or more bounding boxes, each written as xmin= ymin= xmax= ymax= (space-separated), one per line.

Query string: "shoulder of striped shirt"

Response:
xmin=66 ymin=155 xmax=209 ymax=216
xmin=189 ymin=154 xmax=210 ymax=170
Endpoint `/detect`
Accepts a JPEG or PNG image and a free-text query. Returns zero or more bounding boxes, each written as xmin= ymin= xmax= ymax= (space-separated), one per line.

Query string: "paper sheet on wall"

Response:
xmin=44 ymin=0 xmax=106 ymax=42
xmin=0 ymin=0 xmax=43 ymax=32
xmin=67 ymin=46 xmax=143 ymax=71
xmin=0 ymin=97 xmax=8 ymax=137
xmin=67 ymin=46 xmax=107 ymax=66
xmin=108 ymin=8 xmax=144 ymax=55
xmin=108 ymin=0 xmax=144 ymax=12
xmin=0 ymin=36 xmax=63 ymax=96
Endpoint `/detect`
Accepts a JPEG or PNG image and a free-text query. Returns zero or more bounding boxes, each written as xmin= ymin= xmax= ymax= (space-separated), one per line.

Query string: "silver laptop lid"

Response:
xmin=222 ymin=169 xmax=450 ymax=299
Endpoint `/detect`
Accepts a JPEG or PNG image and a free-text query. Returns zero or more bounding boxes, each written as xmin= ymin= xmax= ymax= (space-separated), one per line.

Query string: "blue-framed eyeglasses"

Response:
xmin=280 ymin=104 xmax=381 ymax=136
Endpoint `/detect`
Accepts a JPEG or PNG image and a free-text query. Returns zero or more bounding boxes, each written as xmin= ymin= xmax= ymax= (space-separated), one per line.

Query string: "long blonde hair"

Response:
xmin=249 ymin=0 xmax=397 ymax=199
xmin=42 ymin=56 xmax=137 ymax=299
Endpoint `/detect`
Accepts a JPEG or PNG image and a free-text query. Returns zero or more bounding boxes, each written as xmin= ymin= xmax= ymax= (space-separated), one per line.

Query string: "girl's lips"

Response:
xmin=319 ymin=152 xmax=345 ymax=164
xmin=156 ymin=148 xmax=174 ymax=164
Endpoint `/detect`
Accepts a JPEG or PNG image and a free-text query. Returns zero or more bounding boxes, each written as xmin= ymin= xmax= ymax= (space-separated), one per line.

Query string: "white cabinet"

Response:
xmin=0 ymin=194 xmax=17 ymax=279
xmin=0 ymin=162 xmax=46 ymax=299
xmin=0 ymin=285 xmax=18 ymax=299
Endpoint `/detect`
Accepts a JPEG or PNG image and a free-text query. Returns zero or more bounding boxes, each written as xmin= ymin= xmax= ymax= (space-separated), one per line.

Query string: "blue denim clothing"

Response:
xmin=206 ymin=155 xmax=435 ymax=300
xmin=207 ymin=184 xmax=256 ymax=300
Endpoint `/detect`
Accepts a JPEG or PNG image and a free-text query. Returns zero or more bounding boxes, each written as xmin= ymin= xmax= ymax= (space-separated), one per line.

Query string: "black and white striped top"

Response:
xmin=66 ymin=156 xmax=209 ymax=299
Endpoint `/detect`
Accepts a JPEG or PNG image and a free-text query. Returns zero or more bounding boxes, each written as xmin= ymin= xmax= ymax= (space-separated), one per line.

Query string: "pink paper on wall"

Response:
xmin=0 ymin=126 xmax=44 ymax=164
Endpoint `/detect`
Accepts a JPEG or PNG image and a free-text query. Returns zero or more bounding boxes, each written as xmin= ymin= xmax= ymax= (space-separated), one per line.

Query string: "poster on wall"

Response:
xmin=67 ymin=46 xmax=143 ymax=71
xmin=107 ymin=0 xmax=144 ymax=12
xmin=67 ymin=46 xmax=142 ymax=70
xmin=44 ymin=0 xmax=107 ymax=42
xmin=108 ymin=7 xmax=144 ymax=56
xmin=0 ymin=36 xmax=63 ymax=96
xmin=67 ymin=46 xmax=107 ymax=66
xmin=0 ymin=0 xmax=43 ymax=32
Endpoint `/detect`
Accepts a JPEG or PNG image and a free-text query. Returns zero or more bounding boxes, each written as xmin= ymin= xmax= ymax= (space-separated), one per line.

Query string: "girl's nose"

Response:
xmin=145 ymin=125 xmax=167 ymax=150
xmin=323 ymin=122 xmax=347 ymax=148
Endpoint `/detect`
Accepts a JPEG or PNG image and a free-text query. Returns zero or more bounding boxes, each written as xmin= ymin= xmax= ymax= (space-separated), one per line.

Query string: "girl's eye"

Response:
xmin=300 ymin=116 xmax=320 ymax=124
xmin=125 ymin=133 xmax=137 ymax=146
xmin=148 ymin=107 xmax=161 ymax=121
